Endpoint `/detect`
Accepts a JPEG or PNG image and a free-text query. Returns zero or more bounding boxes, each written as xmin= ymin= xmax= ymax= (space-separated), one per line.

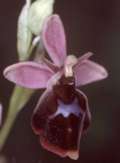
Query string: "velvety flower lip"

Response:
xmin=3 ymin=14 xmax=108 ymax=160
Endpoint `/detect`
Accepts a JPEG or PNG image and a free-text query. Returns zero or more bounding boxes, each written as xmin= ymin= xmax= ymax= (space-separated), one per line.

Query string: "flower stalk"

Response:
xmin=0 ymin=86 xmax=33 ymax=150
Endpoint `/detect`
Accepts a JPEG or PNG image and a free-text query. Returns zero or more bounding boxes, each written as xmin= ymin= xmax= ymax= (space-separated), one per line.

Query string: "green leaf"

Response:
xmin=28 ymin=0 xmax=55 ymax=35
xmin=17 ymin=0 xmax=32 ymax=61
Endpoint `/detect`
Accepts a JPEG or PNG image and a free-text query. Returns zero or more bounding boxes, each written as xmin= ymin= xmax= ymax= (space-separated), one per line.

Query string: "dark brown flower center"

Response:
xmin=32 ymin=76 xmax=87 ymax=151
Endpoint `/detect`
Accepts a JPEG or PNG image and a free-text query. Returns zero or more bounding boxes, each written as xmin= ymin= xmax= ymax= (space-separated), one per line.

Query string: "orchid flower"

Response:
xmin=3 ymin=14 xmax=108 ymax=160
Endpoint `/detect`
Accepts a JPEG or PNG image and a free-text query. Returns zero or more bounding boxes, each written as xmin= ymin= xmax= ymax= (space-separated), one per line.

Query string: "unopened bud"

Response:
xmin=28 ymin=0 xmax=55 ymax=35
xmin=17 ymin=0 xmax=32 ymax=61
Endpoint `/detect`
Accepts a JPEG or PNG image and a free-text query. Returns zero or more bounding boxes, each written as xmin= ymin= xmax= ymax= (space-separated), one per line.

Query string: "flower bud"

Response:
xmin=17 ymin=0 xmax=32 ymax=61
xmin=28 ymin=0 xmax=55 ymax=35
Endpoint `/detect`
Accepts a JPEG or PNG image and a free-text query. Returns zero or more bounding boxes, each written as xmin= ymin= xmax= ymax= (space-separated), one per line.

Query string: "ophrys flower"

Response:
xmin=3 ymin=14 xmax=108 ymax=160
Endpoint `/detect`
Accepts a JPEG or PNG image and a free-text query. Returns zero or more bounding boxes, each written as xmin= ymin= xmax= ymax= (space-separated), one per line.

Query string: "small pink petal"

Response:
xmin=74 ymin=59 xmax=108 ymax=87
xmin=3 ymin=62 xmax=55 ymax=89
xmin=46 ymin=70 xmax=63 ymax=89
xmin=41 ymin=58 xmax=59 ymax=72
xmin=77 ymin=52 xmax=93 ymax=62
xmin=42 ymin=14 xmax=67 ymax=67
xmin=34 ymin=52 xmax=58 ymax=72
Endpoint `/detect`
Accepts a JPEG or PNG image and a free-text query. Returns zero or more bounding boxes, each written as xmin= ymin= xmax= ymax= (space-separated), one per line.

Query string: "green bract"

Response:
xmin=28 ymin=0 xmax=54 ymax=35
xmin=17 ymin=0 xmax=32 ymax=61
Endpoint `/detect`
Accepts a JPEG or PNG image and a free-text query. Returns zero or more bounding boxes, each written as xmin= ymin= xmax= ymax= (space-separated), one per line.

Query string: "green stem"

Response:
xmin=0 ymin=107 xmax=18 ymax=150
xmin=0 ymin=86 xmax=34 ymax=151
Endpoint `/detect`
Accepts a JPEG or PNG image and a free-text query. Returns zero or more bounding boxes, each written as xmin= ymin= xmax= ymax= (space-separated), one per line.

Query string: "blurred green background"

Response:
xmin=0 ymin=0 xmax=119 ymax=163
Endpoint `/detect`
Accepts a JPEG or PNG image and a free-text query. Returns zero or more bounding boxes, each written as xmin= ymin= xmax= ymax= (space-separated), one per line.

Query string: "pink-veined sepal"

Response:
xmin=74 ymin=59 xmax=108 ymax=87
xmin=42 ymin=14 xmax=67 ymax=67
xmin=3 ymin=61 xmax=55 ymax=89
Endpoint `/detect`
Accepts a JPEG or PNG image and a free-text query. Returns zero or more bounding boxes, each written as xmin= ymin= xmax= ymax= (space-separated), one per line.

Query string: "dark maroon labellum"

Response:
xmin=31 ymin=76 xmax=91 ymax=159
